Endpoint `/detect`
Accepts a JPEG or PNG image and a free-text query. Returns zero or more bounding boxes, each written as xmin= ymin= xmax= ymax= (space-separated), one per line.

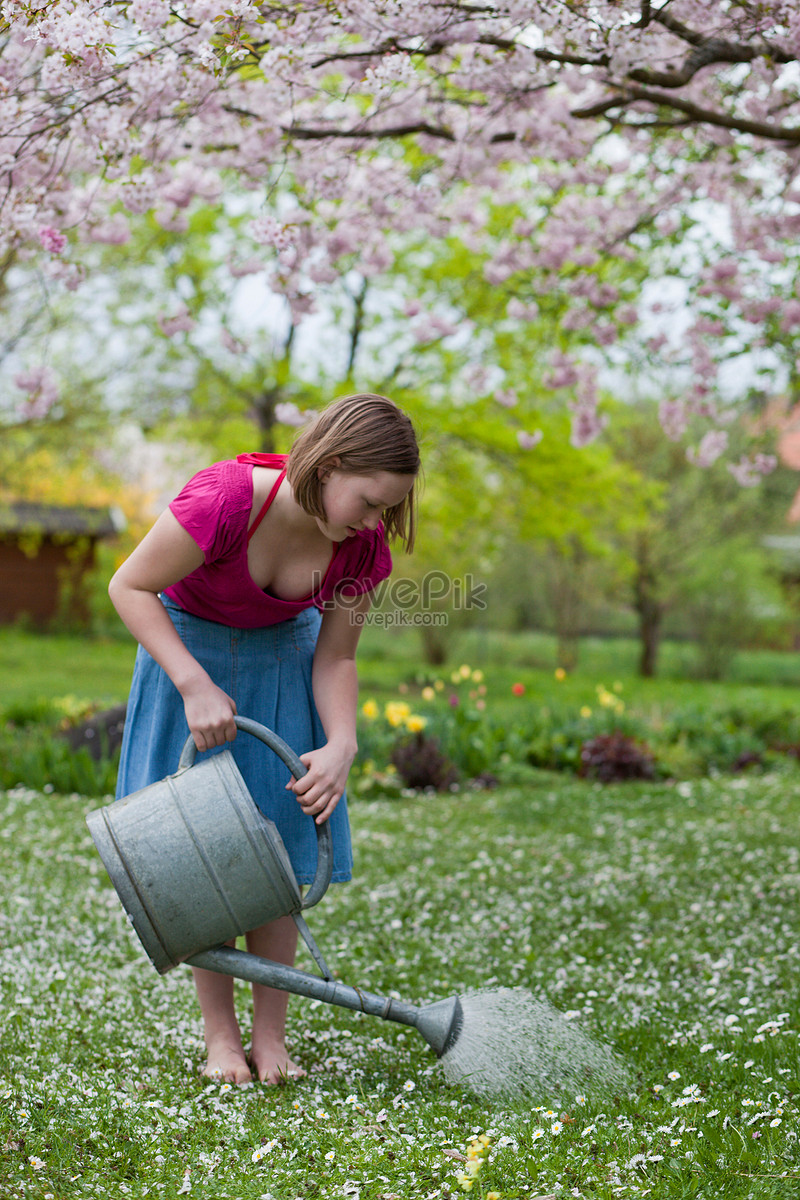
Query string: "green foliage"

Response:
xmin=676 ymin=540 xmax=790 ymax=679
xmin=8 ymin=625 xmax=800 ymax=798
xmin=0 ymin=693 xmax=121 ymax=794
xmin=0 ymin=724 xmax=119 ymax=794
xmin=605 ymin=399 xmax=794 ymax=676
xmin=355 ymin=669 xmax=800 ymax=789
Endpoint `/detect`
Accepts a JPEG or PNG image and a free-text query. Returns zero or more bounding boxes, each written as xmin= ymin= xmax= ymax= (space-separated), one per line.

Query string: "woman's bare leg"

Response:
xmin=246 ymin=916 xmax=306 ymax=1084
xmin=192 ymin=943 xmax=252 ymax=1084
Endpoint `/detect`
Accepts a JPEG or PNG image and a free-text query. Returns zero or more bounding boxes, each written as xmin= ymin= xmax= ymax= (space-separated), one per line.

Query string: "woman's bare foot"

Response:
xmin=192 ymin=957 xmax=252 ymax=1084
xmin=250 ymin=1037 xmax=306 ymax=1086
xmin=246 ymin=917 xmax=306 ymax=1085
xmin=202 ymin=1035 xmax=253 ymax=1085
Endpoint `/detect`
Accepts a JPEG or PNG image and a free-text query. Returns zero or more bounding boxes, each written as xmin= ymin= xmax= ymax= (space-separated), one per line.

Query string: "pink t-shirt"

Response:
xmin=163 ymin=453 xmax=392 ymax=628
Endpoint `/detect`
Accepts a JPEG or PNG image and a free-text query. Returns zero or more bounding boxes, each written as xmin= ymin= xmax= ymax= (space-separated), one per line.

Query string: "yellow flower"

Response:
xmin=487 ymin=1194 xmax=501 ymax=1200
xmin=385 ymin=700 xmax=412 ymax=727
xmin=554 ymin=667 xmax=566 ymax=681
xmin=361 ymin=699 xmax=379 ymax=720
xmin=405 ymin=714 xmax=427 ymax=733
xmin=434 ymin=679 xmax=445 ymax=691
xmin=421 ymin=686 xmax=436 ymax=701
xmin=471 ymin=669 xmax=484 ymax=682
xmin=580 ymin=706 xmax=592 ymax=718
xmin=459 ymin=663 xmax=472 ymax=679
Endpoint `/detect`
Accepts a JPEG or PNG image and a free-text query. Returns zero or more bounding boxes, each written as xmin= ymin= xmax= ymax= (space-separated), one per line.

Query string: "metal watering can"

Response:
xmin=86 ymin=716 xmax=463 ymax=1059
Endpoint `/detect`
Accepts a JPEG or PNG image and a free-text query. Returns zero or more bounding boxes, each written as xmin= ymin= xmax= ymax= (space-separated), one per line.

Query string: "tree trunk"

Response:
xmin=547 ymin=540 xmax=585 ymax=672
xmin=253 ymin=389 xmax=277 ymax=452
xmin=345 ymin=277 xmax=368 ymax=379
xmin=420 ymin=623 xmax=448 ymax=666
xmin=637 ymin=602 xmax=661 ymax=677
xmin=253 ymin=323 xmax=296 ymax=450
xmin=556 ymin=635 xmax=579 ymax=673
xmin=633 ymin=538 xmax=663 ymax=677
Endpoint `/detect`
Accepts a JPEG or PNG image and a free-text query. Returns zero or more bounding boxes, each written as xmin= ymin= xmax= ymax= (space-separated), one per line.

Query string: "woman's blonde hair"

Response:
xmin=287 ymin=393 xmax=420 ymax=550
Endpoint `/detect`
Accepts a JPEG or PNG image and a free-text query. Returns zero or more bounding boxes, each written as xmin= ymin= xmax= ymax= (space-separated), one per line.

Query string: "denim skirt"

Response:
xmin=115 ymin=597 xmax=352 ymax=884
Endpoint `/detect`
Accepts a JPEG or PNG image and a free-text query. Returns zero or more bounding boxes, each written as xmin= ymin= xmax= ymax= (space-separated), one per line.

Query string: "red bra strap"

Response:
xmin=247 ymin=468 xmax=286 ymax=543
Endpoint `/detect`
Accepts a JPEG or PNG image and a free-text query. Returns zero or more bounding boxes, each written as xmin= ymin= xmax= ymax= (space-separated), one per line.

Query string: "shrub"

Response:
xmin=390 ymin=732 xmax=459 ymax=791
xmin=578 ymin=731 xmax=656 ymax=783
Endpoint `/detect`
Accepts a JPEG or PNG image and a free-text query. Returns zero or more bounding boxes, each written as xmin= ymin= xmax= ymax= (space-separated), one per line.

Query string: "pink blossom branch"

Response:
xmin=573 ymin=85 xmax=800 ymax=143
xmin=308 ymin=31 xmax=521 ymax=70
xmin=276 ymin=119 xmax=458 ymax=142
xmin=653 ymin=7 xmax=793 ymax=65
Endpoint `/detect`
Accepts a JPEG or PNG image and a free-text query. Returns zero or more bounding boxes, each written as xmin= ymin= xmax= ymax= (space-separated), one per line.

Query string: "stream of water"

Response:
xmin=439 ymin=988 xmax=628 ymax=1100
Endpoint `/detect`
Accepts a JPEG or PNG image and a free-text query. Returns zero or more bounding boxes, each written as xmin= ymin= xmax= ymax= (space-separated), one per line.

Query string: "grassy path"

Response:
xmin=1 ymin=772 xmax=798 ymax=1198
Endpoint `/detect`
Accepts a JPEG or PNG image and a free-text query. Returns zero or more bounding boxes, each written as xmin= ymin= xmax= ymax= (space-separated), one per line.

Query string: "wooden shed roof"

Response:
xmin=0 ymin=500 xmax=125 ymax=538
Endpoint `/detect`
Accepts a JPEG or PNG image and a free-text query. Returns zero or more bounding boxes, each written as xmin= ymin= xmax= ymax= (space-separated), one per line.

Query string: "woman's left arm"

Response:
xmin=287 ymin=592 xmax=372 ymax=823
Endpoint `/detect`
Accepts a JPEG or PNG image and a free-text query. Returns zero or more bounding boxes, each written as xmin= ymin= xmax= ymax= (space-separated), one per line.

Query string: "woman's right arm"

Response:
xmin=108 ymin=509 xmax=238 ymax=751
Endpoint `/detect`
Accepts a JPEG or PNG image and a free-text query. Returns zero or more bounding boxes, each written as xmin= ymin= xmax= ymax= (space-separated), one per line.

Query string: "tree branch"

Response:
xmin=280 ymin=119 xmax=523 ymax=144
xmin=308 ymin=31 xmax=520 ymax=71
xmin=282 ymin=120 xmax=456 ymax=142
xmin=573 ymin=85 xmax=800 ymax=143
xmin=628 ymin=7 xmax=793 ymax=88
xmin=345 ymin=276 xmax=368 ymax=380
xmin=654 ymin=7 xmax=792 ymax=62
xmin=533 ymin=46 xmax=610 ymax=69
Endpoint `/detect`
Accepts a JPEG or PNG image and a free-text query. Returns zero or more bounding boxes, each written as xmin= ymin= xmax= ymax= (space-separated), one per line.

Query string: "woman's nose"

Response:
xmin=363 ymin=510 xmax=381 ymax=530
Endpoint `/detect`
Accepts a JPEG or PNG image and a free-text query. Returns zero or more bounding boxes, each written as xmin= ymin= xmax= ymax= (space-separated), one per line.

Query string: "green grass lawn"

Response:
xmin=3 ymin=622 xmax=800 ymax=728
xmin=0 ymin=628 xmax=138 ymax=708
xmin=355 ymin=625 xmax=800 ymax=709
xmin=1 ymin=771 xmax=798 ymax=1199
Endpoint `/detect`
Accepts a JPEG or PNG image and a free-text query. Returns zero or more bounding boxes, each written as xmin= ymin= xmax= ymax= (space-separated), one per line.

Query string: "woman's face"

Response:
xmin=317 ymin=466 xmax=415 ymax=542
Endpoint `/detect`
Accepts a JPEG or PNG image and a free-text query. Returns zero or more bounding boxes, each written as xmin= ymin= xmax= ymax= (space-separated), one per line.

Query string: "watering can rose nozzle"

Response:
xmin=409 ymin=995 xmax=464 ymax=1057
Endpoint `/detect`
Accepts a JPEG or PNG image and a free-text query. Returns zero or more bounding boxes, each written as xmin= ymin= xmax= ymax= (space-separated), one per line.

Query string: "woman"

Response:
xmin=110 ymin=393 xmax=420 ymax=1084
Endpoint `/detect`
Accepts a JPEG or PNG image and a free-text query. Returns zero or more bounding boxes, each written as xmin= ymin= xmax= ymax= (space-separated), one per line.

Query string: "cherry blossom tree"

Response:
xmin=2 ymin=1 xmax=798 ymax=475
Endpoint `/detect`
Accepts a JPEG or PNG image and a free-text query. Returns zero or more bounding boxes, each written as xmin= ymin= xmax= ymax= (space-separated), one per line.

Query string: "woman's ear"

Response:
xmin=316 ymin=455 xmax=341 ymax=481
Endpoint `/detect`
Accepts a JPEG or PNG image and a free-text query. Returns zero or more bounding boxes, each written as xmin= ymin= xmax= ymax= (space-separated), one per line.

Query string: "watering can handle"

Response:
xmin=176 ymin=716 xmax=333 ymax=910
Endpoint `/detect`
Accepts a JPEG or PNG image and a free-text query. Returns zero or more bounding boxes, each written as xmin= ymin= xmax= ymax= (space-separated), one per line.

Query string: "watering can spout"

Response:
xmin=411 ymin=995 xmax=464 ymax=1057
xmin=189 ymin=945 xmax=463 ymax=1057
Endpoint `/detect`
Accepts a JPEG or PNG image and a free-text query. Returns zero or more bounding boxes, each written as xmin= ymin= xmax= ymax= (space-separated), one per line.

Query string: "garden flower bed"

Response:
xmin=353 ymin=666 xmax=800 ymax=794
